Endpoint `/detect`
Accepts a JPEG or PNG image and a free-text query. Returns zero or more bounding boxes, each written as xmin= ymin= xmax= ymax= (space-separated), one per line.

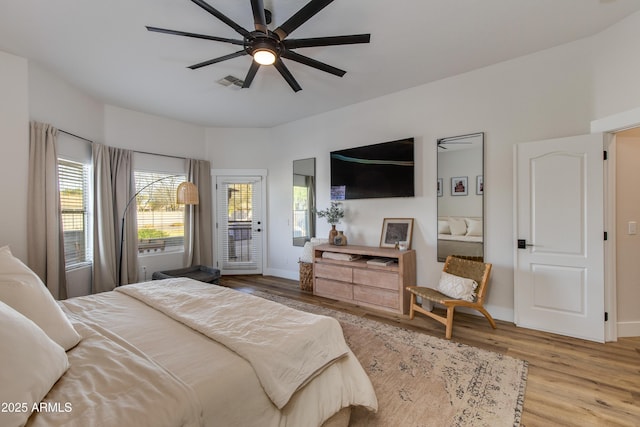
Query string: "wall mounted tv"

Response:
xmin=330 ymin=138 xmax=415 ymax=200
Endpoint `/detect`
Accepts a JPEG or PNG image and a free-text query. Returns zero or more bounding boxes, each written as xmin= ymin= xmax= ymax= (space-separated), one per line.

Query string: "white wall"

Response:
xmin=4 ymin=61 xmax=209 ymax=295
xmin=2 ymin=10 xmax=640 ymax=314
xmin=276 ymin=39 xmax=592 ymax=320
xmin=29 ymin=63 xmax=104 ymax=142
xmin=204 ymin=12 xmax=640 ymax=322
xmin=104 ymin=105 xmax=205 ymax=159
xmin=592 ymin=12 xmax=640 ymax=120
xmin=0 ymin=51 xmax=29 ymax=261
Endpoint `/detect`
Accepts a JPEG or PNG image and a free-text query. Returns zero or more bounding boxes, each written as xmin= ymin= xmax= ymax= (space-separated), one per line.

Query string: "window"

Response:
xmin=134 ymin=171 xmax=186 ymax=254
xmin=58 ymin=159 xmax=92 ymax=268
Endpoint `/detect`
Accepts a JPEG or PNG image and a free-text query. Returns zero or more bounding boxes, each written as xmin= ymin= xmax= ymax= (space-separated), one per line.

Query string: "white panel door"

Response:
xmin=514 ymin=134 xmax=605 ymax=342
xmin=216 ymin=176 xmax=263 ymax=275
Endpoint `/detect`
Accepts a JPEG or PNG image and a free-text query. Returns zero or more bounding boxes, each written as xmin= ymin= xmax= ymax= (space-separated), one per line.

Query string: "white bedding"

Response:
xmin=437 ymin=234 xmax=483 ymax=243
xmin=116 ymin=279 xmax=350 ymax=409
xmin=26 ymin=314 xmax=202 ymax=427
xmin=55 ymin=279 xmax=377 ymax=427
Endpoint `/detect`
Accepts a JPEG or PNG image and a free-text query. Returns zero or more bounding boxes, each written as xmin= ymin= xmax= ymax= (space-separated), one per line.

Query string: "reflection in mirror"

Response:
xmin=293 ymin=158 xmax=316 ymax=247
xmin=436 ymin=133 xmax=484 ymax=262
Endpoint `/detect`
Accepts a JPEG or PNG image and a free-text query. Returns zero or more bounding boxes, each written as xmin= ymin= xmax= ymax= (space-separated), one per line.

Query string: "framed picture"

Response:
xmin=451 ymin=176 xmax=468 ymax=196
xmin=437 ymin=178 xmax=443 ymax=197
xmin=476 ymin=175 xmax=483 ymax=195
xmin=380 ymin=218 xmax=414 ymax=249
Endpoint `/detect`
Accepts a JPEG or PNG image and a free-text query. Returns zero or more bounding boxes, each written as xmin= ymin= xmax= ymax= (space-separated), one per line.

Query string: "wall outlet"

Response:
xmin=141 ymin=265 xmax=147 ymax=281
xmin=628 ymin=221 xmax=637 ymax=235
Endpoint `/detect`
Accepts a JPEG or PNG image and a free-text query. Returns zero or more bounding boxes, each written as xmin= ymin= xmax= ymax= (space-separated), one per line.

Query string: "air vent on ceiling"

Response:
xmin=217 ymin=75 xmax=244 ymax=88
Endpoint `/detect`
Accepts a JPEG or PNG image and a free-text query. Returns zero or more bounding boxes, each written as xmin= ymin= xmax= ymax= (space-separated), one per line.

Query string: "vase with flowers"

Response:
xmin=315 ymin=201 xmax=345 ymax=245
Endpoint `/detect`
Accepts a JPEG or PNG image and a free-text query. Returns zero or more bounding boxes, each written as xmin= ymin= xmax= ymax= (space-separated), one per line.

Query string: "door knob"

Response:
xmin=517 ymin=239 xmax=534 ymax=249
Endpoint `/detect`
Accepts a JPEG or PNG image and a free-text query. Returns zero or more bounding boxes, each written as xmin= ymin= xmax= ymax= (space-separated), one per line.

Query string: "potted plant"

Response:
xmin=315 ymin=201 xmax=345 ymax=244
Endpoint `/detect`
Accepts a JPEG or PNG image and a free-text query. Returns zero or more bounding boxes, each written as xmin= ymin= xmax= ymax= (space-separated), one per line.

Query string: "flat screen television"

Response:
xmin=330 ymin=138 xmax=415 ymax=200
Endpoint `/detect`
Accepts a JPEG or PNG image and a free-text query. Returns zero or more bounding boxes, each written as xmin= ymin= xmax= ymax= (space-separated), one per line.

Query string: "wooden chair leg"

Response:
xmin=477 ymin=307 xmax=497 ymax=329
xmin=409 ymin=293 xmax=416 ymax=320
xmin=445 ymin=306 xmax=455 ymax=340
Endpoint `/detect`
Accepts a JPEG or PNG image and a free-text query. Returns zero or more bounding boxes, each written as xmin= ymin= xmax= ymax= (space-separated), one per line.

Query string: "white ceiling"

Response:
xmin=2 ymin=0 xmax=640 ymax=128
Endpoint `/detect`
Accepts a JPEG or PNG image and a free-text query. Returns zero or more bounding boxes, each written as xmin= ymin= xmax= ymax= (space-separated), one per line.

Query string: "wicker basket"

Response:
xmin=299 ymin=261 xmax=313 ymax=292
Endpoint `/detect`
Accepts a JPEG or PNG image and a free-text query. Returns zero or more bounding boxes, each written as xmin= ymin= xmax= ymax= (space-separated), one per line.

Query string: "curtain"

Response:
xmin=27 ymin=122 xmax=67 ymax=299
xmin=184 ymin=159 xmax=213 ymax=267
xmin=92 ymin=143 xmax=137 ymax=292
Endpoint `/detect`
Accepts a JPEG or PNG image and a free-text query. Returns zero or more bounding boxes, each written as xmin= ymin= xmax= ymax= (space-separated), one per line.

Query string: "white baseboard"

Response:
xmin=447 ymin=305 xmax=514 ymax=323
xmin=617 ymin=321 xmax=640 ymax=337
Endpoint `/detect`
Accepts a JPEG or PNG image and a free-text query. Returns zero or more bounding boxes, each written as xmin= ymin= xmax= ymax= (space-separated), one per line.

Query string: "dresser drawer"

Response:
xmin=353 ymin=285 xmax=399 ymax=310
xmin=353 ymin=269 xmax=398 ymax=291
xmin=315 ymin=278 xmax=353 ymax=301
xmin=315 ymin=263 xmax=353 ymax=282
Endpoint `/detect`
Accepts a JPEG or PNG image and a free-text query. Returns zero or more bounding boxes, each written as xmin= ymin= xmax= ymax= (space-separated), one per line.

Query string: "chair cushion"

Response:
xmin=437 ymin=270 xmax=478 ymax=302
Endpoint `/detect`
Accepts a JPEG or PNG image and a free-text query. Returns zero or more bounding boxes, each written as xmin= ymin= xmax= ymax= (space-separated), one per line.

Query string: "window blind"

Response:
xmin=134 ymin=171 xmax=186 ymax=252
xmin=58 ymin=159 xmax=91 ymax=267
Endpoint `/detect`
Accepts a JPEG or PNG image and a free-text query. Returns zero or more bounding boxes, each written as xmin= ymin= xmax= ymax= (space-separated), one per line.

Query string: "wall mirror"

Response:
xmin=293 ymin=158 xmax=316 ymax=246
xmin=436 ymin=133 xmax=484 ymax=262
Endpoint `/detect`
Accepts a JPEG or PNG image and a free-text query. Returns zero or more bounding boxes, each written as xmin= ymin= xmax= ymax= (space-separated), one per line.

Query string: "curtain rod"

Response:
xmin=59 ymin=128 xmax=189 ymax=161
xmin=59 ymin=129 xmax=93 ymax=144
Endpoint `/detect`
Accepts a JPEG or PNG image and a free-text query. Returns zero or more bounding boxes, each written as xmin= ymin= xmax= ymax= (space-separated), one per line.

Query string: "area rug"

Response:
xmin=254 ymin=292 xmax=527 ymax=427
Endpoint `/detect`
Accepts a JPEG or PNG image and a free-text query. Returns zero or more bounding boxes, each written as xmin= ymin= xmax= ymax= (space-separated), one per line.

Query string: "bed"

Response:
xmin=0 ymin=246 xmax=377 ymax=427
xmin=437 ymin=216 xmax=484 ymax=262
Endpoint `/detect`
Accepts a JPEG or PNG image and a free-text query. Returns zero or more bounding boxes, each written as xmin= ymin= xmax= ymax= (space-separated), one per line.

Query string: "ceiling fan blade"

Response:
xmin=146 ymin=26 xmax=244 ymax=46
xmin=242 ymin=61 xmax=261 ymax=88
xmin=284 ymin=34 xmax=370 ymax=49
xmin=273 ymin=59 xmax=302 ymax=92
xmin=188 ymin=50 xmax=248 ymax=69
xmin=250 ymin=0 xmax=268 ymax=34
xmin=190 ymin=0 xmax=252 ymax=38
xmin=281 ymin=51 xmax=345 ymax=77
xmin=273 ymin=0 xmax=334 ymax=40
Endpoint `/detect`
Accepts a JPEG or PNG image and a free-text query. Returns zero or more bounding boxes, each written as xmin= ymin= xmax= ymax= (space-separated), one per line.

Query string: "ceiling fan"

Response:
xmin=437 ymin=134 xmax=478 ymax=150
xmin=146 ymin=0 xmax=371 ymax=92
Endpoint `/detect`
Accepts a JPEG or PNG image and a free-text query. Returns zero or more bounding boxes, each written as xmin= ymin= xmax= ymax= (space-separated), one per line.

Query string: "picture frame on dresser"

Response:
xmin=380 ymin=218 xmax=414 ymax=249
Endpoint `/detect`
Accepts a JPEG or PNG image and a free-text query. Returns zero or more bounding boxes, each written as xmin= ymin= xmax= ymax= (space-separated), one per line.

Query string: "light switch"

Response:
xmin=629 ymin=221 xmax=637 ymax=235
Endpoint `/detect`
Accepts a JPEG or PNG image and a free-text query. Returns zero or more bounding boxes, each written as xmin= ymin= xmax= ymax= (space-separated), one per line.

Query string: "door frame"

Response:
xmin=211 ymin=169 xmax=268 ymax=275
xmin=592 ymin=107 xmax=640 ymax=341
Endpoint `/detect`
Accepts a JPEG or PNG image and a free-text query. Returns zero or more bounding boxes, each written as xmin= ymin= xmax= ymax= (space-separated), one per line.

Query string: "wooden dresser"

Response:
xmin=313 ymin=244 xmax=416 ymax=314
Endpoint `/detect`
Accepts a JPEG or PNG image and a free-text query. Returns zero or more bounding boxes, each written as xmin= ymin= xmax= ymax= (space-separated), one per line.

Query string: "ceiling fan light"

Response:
xmin=253 ymin=49 xmax=276 ymax=65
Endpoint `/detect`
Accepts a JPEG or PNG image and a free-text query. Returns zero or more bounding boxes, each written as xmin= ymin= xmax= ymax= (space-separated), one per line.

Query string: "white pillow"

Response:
xmin=438 ymin=220 xmax=451 ymax=235
xmin=465 ymin=218 xmax=483 ymax=237
xmin=0 ymin=246 xmax=81 ymax=350
xmin=437 ymin=271 xmax=478 ymax=302
xmin=0 ymin=300 xmax=70 ymax=427
xmin=448 ymin=217 xmax=467 ymax=236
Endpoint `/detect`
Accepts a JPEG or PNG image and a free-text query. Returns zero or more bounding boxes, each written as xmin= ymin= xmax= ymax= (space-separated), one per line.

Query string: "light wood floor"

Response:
xmin=220 ymin=275 xmax=640 ymax=427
